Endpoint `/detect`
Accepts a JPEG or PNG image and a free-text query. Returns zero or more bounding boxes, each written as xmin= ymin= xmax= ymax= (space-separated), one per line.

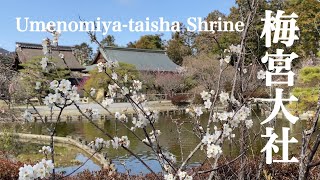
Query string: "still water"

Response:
xmin=3 ymin=112 xmax=307 ymax=175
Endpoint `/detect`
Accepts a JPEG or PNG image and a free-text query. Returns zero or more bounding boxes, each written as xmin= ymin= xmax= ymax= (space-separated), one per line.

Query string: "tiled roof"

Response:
xmin=92 ymin=46 xmax=181 ymax=72
xmin=15 ymin=42 xmax=85 ymax=71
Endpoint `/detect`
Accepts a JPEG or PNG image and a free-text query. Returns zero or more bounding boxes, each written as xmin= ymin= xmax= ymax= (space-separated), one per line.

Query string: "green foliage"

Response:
xmin=286 ymin=0 xmax=320 ymax=57
xmin=17 ymin=57 xmax=70 ymax=101
xmin=127 ymin=34 xmax=164 ymax=50
xmin=0 ymin=128 xmax=21 ymax=155
xmin=101 ymin=35 xmax=117 ymax=47
xmin=290 ymin=66 xmax=320 ymax=111
xmin=299 ymin=66 xmax=320 ymax=83
xmin=74 ymin=43 xmax=93 ymax=65
xmin=83 ymin=62 xmax=140 ymax=95
xmin=0 ymin=55 xmax=14 ymax=67
xmin=166 ymin=24 xmax=194 ymax=65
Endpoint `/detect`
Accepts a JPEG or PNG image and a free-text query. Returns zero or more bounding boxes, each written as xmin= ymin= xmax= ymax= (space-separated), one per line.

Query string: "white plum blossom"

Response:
xmin=108 ymin=84 xmax=120 ymax=98
xmin=200 ymin=90 xmax=211 ymax=101
xmin=164 ymin=174 xmax=175 ymax=180
xmin=45 ymin=80 xmax=80 ymax=107
xmin=230 ymin=96 xmax=241 ymax=106
xmin=131 ymin=93 xmax=146 ymax=104
xmin=35 ymin=82 xmax=41 ymax=90
xmin=39 ymin=146 xmax=52 ymax=155
xmin=106 ymin=61 xmax=119 ymax=68
xmin=123 ymin=74 xmax=128 ymax=82
xmin=194 ymin=107 xmax=203 ymax=117
xmin=90 ymin=88 xmax=96 ymax=97
xmin=116 ymin=113 xmax=128 ymax=123
xmin=150 ymin=110 xmax=160 ymax=122
xmin=257 ymin=70 xmax=266 ymax=80
xmin=222 ymin=124 xmax=233 ymax=137
xmin=202 ymin=133 xmax=219 ymax=145
xmin=52 ymin=31 xmax=61 ymax=46
xmin=219 ymin=91 xmax=229 ymax=104
xmin=58 ymin=79 xmax=71 ymax=93
xmin=210 ymin=90 xmax=215 ymax=95
xmin=97 ymin=62 xmax=104 ymax=72
xmin=19 ymin=159 xmax=54 ymax=180
xmin=22 ymin=110 xmax=33 ymax=122
xmin=230 ymin=118 xmax=241 ymax=128
xmin=245 ymin=119 xmax=253 ymax=129
xmin=43 ymin=96 xmax=52 ymax=108
xmin=111 ymin=136 xmax=130 ymax=149
xmin=132 ymin=80 xmax=143 ymax=91
xmin=204 ymin=100 xmax=212 ymax=109
xmin=55 ymin=93 xmax=65 ymax=105
xmin=102 ymin=98 xmax=114 ymax=107
xmin=177 ymin=171 xmax=187 ymax=179
xmin=111 ymin=137 xmax=120 ymax=149
xmin=223 ymin=55 xmax=231 ymax=63
xmin=92 ymin=109 xmax=99 ymax=118
xmin=217 ymin=111 xmax=228 ymax=121
xmin=243 ymin=68 xmax=248 ymax=74
xmin=88 ymin=137 xmax=111 ymax=150
xmin=58 ymin=53 xmax=64 ymax=59
xmin=111 ymin=72 xmax=118 ymax=80
xmin=234 ymin=106 xmax=251 ymax=121
xmin=132 ymin=114 xmax=149 ymax=129
xmin=84 ymin=108 xmax=99 ymax=118
xmin=229 ymin=44 xmax=241 ymax=54
xmin=42 ymin=39 xmax=49 ymax=56
xmin=114 ymin=112 xmax=121 ymax=119
xmin=40 ymin=57 xmax=48 ymax=70
xmin=72 ymin=85 xmax=78 ymax=92
xmin=142 ymin=130 xmax=161 ymax=144
xmin=69 ymin=91 xmax=80 ymax=102
xmin=163 ymin=151 xmax=177 ymax=164
xmin=19 ymin=164 xmax=34 ymax=180
xmin=177 ymin=171 xmax=192 ymax=180
xmin=207 ymin=144 xmax=222 ymax=158
xmin=47 ymin=93 xmax=57 ymax=104
xmin=50 ymin=80 xmax=59 ymax=90
xmin=32 ymin=162 xmax=46 ymax=179
xmin=121 ymin=87 xmax=129 ymax=95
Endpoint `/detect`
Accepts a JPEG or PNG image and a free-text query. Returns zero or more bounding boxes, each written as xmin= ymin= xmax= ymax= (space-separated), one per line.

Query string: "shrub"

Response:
xmin=170 ymin=94 xmax=190 ymax=106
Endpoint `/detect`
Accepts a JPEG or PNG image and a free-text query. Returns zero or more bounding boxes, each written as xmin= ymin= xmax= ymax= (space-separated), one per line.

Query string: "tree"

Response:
xmin=127 ymin=42 xmax=136 ymax=48
xmin=16 ymin=57 xmax=70 ymax=103
xmin=127 ymin=34 xmax=164 ymax=50
xmin=290 ymin=66 xmax=320 ymax=111
xmin=183 ymin=52 xmax=235 ymax=92
xmin=0 ymin=55 xmax=16 ymax=105
xmin=83 ymin=62 xmax=140 ymax=100
xmin=166 ymin=23 xmax=194 ymax=65
xmin=154 ymin=73 xmax=185 ymax=94
xmin=74 ymin=43 xmax=93 ymax=65
xmin=101 ymin=35 xmax=117 ymax=47
xmin=285 ymin=0 xmax=320 ymax=58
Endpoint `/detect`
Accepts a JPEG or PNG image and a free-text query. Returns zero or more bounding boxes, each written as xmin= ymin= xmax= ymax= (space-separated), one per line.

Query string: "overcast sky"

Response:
xmin=0 ymin=0 xmax=235 ymax=51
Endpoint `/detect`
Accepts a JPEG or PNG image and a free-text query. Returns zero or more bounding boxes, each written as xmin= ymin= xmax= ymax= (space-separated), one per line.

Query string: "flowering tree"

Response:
xmin=19 ymin=29 xmax=263 ymax=180
xmin=16 ymin=1 xmax=313 ymax=179
xmin=0 ymin=55 xmax=16 ymax=107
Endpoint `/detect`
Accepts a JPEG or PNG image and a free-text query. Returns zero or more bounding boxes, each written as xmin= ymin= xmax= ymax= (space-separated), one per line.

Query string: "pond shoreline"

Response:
xmin=0 ymin=132 xmax=108 ymax=167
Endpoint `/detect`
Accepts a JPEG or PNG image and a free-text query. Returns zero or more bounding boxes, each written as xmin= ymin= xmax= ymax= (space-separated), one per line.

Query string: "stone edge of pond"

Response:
xmin=0 ymin=132 xmax=109 ymax=167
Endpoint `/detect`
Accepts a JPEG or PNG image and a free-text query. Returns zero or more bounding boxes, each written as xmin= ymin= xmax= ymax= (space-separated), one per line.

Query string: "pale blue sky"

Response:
xmin=0 ymin=0 xmax=235 ymax=51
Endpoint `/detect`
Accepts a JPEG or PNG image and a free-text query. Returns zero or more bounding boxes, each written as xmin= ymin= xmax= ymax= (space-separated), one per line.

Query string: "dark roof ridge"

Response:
xmin=103 ymin=46 xmax=166 ymax=54
xmin=16 ymin=42 xmax=74 ymax=51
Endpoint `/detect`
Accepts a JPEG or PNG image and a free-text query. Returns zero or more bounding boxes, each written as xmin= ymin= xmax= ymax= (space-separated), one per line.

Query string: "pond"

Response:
xmin=1 ymin=111 xmax=307 ymax=175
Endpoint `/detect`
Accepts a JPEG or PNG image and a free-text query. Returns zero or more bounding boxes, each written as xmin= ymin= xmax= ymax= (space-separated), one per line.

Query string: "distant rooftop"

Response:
xmin=15 ymin=42 xmax=85 ymax=71
xmin=91 ymin=46 xmax=180 ymax=72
